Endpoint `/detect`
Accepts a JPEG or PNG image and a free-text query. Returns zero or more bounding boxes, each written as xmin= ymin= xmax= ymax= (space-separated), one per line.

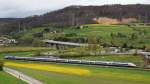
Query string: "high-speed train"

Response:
xmin=5 ymin=56 xmax=136 ymax=67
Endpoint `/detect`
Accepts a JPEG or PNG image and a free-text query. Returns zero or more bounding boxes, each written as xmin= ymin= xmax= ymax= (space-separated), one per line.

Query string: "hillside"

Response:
xmin=14 ymin=24 xmax=150 ymax=49
xmin=0 ymin=18 xmax=21 ymax=23
xmin=0 ymin=18 xmax=22 ymax=34
xmin=0 ymin=4 xmax=150 ymax=34
xmin=21 ymin=4 xmax=150 ymax=26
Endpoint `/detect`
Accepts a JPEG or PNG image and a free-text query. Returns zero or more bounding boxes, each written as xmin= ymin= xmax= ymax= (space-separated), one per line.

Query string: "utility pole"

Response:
xmin=71 ymin=13 xmax=76 ymax=26
xmin=18 ymin=22 xmax=21 ymax=32
xmin=23 ymin=23 xmax=27 ymax=32
xmin=119 ymin=7 xmax=122 ymax=21
xmin=138 ymin=15 xmax=142 ymax=23
xmin=144 ymin=14 xmax=148 ymax=24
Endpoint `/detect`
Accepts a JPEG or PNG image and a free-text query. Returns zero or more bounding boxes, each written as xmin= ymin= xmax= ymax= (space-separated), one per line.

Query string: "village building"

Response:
xmin=0 ymin=37 xmax=18 ymax=46
xmin=139 ymin=52 xmax=150 ymax=65
xmin=105 ymin=47 xmax=120 ymax=53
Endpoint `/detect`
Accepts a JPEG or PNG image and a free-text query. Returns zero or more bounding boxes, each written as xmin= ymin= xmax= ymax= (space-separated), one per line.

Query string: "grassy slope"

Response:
xmin=64 ymin=24 xmax=134 ymax=39
xmin=64 ymin=24 xmax=150 ymax=47
xmin=17 ymin=24 xmax=134 ymax=40
xmin=0 ymin=71 xmax=26 ymax=84
xmin=6 ymin=61 xmax=150 ymax=84
xmin=19 ymin=24 xmax=150 ymax=47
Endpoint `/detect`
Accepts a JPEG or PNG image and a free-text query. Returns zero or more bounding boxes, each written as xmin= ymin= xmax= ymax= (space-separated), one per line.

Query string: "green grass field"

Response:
xmin=0 ymin=45 xmax=148 ymax=84
xmin=0 ymin=49 xmax=145 ymax=66
xmin=1 ymin=24 xmax=150 ymax=84
xmin=0 ymin=46 xmax=148 ymax=84
xmin=6 ymin=61 xmax=150 ymax=84
xmin=0 ymin=47 xmax=52 ymax=53
xmin=0 ymin=71 xmax=26 ymax=84
xmin=0 ymin=50 xmax=145 ymax=66
xmin=64 ymin=24 xmax=134 ymax=38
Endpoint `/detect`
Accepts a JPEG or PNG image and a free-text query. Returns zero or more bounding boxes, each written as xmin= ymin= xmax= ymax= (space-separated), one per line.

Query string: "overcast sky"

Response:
xmin=0 ymin=0 xmax=150 ymax=18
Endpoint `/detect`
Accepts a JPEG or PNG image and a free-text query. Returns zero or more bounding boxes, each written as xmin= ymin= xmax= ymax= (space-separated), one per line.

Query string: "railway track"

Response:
xmin=5 ymin=56 xmax=136 ymax=68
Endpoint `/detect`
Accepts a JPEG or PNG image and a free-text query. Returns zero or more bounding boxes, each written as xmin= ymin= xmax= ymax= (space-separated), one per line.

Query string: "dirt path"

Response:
xmin=4 ymin=67 xmax=43 ymax=84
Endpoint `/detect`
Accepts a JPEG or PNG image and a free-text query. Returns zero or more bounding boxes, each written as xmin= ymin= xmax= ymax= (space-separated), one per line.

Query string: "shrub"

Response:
xmin=0 ymin=61 xmax=4 ymax=71
xmin=43 ymin=28 xmax=50 ymax=32
xmin=33 ymin=32 xmax=43 ymax=38
xmin=65 ymin=33 xmax=77 ymax=37
xmin=19 ymin=36 xmax=34 ymax=45
xmin=54 ymin=36 xmax=69 ymax=42
xmin=32 ymin=39 xmax=45 ymax=47
xmin=33 ymin=51 xmax=44 ymax=56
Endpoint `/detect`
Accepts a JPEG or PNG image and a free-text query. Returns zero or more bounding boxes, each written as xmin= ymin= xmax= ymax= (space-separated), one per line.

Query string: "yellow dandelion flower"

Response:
xmin=5 ymin=62 xmax=91 ymax=76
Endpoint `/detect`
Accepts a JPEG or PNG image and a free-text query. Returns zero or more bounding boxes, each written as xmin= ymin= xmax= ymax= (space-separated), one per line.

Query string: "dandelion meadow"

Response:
xmin=5 ymin=62 xmax=90 ymax=76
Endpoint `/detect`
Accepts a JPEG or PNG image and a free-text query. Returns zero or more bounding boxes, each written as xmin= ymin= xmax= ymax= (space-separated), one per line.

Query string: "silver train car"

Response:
xmin=5 ymin=56 xmax=136 ymax=67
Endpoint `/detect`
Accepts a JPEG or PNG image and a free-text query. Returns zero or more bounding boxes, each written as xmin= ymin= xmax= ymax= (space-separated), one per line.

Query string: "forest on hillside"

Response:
xmin=0 ymin=4 xmax=150 ymax=35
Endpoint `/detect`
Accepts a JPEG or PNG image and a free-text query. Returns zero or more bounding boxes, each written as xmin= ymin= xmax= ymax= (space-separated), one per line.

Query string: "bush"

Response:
xmin=33 ymin=32 xmax=43 ymax=38
xmin=43 ymin=28 xmax=50 ymax=32
xmin=65 ymin=33 xmax=77 ymax=37
xmin=19 ymin=36 xmax=34 ymax=45
xmin=54 ymin=36 xmax=69 ymax=42
xmin=0 ymin=61 xmax=4 ymax=71
xmin=32 ymin=39 xmax=45 ymax=47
